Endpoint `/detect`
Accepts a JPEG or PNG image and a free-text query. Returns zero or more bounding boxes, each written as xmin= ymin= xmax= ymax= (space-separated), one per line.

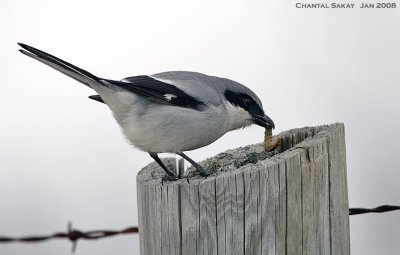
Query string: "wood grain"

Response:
xmin=137 ymin=123 xmax=350 ymax=255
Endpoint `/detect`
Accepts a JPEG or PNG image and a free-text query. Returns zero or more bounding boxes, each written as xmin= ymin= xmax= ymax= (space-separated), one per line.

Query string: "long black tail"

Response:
xmin=18 ymin=43 xmax=103 ymax=88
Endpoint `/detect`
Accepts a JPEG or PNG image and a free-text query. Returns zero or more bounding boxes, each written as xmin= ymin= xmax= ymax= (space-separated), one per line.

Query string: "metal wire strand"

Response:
xmin=349 ymin=205 xmax=400 ymax=216
xmin=0 ymin=222 xmax=138 ymax=253
xmin=0 ymin=205 xmax=399 ymax=252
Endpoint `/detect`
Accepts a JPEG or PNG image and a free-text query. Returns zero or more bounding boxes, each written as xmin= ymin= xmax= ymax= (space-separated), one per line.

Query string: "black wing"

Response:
xmin=105 ymin=75 xmax=207 ymax=110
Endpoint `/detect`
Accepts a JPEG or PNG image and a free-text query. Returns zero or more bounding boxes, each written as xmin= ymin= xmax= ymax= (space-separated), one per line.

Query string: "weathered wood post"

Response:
xmin=137 ymin=123 xmax=350 ymax=255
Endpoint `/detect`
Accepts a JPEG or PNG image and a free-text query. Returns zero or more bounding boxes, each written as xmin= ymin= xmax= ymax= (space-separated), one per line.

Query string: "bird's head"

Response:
xmin=224 ymin=87 xmax=274 ymax=131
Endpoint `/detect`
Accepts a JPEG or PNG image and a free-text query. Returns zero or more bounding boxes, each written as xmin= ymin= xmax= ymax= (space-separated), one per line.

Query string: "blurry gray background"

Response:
xmin=1 ymin=0 xmax=399 ymax=254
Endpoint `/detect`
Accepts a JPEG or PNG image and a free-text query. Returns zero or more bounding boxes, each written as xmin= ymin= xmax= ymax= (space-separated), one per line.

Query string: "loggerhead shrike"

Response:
xmin=18 ymin=43 xmax=275 ymax=180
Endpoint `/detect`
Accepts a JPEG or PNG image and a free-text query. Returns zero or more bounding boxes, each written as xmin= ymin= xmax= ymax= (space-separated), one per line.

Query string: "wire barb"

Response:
xmin=0 ymin=222 xmax=138 ymax=253
xmin=0 ymin=205 xmax=399 ymax=251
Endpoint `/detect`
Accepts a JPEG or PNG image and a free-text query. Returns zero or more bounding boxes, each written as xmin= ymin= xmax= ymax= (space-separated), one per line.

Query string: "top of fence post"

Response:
xmin=137 ymin=123 xmax=350 ymax=255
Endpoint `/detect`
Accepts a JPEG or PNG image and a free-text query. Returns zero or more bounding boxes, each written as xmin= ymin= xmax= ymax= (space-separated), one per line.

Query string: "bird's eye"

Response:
xmin=242 ymin=98 xmax=252 ymax=107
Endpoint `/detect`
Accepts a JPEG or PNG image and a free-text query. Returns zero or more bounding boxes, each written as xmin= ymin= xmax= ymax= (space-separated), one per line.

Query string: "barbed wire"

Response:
xmin=0 ymin=205 xmax=399 ymax=252
xmin=0 ymin=222 xmax=138 ymax=252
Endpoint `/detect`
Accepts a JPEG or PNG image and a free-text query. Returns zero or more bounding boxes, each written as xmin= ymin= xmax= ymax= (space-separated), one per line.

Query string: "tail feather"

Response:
xmin=18 ymin=43 xmax=103 ymax=88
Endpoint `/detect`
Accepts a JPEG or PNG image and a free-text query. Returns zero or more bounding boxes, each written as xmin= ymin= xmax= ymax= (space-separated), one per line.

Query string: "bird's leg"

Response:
xmin=176 ymin=152 xmax=212 ymax=177
xmin=148 ymin=152 xmax=178 ymax=182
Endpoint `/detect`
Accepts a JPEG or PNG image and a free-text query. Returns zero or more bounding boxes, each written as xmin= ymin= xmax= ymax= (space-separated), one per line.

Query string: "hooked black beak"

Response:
xmin=253 ymin=114 xmax=275 ymax=129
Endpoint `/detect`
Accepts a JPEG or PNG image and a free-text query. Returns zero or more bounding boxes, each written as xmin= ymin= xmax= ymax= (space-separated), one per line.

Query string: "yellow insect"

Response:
xmin=264 ymin=128 xmax=282 ymax=152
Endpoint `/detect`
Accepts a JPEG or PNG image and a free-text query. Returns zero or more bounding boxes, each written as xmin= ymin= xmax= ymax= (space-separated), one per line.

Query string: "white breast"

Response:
xmin=116 ymin=104 xmax=229 ymax=153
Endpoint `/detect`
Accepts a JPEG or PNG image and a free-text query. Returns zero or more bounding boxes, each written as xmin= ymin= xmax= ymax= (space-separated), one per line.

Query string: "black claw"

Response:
xmin=161 ymin=174 xmax=179 ymax=184
xmin=199 ymin=169 xmax=213 ymax=177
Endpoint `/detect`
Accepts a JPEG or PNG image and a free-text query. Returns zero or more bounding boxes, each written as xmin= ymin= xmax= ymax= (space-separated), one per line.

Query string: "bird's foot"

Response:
xmin=161 ymin=174 xmax=179 ymax=184
xmin=199 ymin=169 xmax=213 ymax=177
xmin=184 ymin=166 xmax=214 ymax=183
xmin=196 ymin=164 xmax=215 ymax=178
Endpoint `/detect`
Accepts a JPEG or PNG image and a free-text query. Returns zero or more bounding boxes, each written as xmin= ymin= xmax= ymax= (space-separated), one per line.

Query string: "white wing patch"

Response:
xmin=163 ymin=93 xmax=177 ymax=101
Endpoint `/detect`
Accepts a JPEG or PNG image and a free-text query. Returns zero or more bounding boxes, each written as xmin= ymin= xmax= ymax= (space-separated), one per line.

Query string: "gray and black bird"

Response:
xmin=18 ymin=43 xmax=275 ymax=180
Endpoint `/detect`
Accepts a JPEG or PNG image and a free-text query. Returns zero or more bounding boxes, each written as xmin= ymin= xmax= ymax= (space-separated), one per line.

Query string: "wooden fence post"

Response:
xmin=137 ymin=123 xmax=350 ymax=255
